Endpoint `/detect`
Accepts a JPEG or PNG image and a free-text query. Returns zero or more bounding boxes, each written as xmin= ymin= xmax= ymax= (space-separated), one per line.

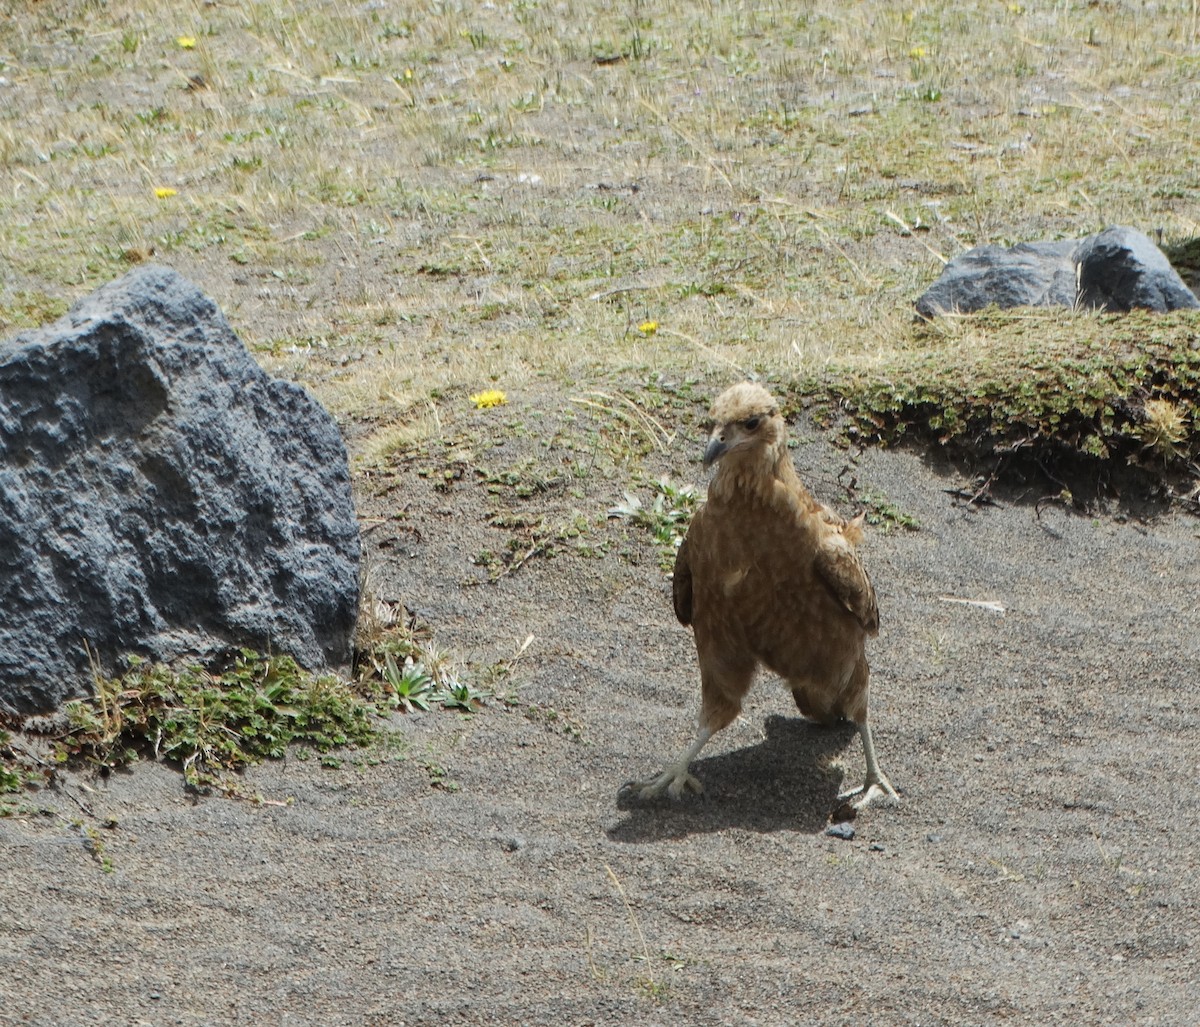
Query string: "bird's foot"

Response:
xmin=838 ymin=773 xmax=899 ymax=810
xmin=625 ymin=766 xmax=703 ymax=800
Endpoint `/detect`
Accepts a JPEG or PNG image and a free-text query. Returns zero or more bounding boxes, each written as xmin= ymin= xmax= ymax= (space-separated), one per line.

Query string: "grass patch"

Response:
xmin=787 ymin=309 xmax=1200 ymax=497
xmin=3 ymin=0 xmax=1196 ymax=422
xmin=0 ymin=730 xmax=43 ymax=810
xmin=609 ymin=475 xmax=698 ymax=570
xmin=355 ymin=583 xmax=494 ymax=711
xmin=1 ymin=611 xmax=492 ymax=810
xmin=55 ymin=650 xmax=379 ymax=792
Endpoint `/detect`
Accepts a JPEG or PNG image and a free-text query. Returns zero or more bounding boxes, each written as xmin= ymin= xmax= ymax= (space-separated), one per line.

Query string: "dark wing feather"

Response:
xmin=814 ymin=532 xmax=879 ymax=636
xmin=672 ymin=532 xmax=694 ymax=626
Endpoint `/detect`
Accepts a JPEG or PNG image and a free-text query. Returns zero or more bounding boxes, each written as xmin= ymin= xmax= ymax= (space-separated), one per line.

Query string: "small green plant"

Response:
xmin=77 ymin=820 xmax=115 ymax=873
xmin=522 ymin=702 xmax=585 ymax=741
xmin=0 ymin=729 xmax=50 ymax=811
xmin=356 ymin=604 xmax=492 ymax=715
xmin=54 ymin=651 xmax=378 ymax=791
xmin=435 ymin=679 xmax=491 ymax=713
xmin=418 ymin=757 xmax=459 ymax=791
xmin=380 ymin=654 xmax=435 ymax=712
xmin=860 ymin=489 xmax=921 ymax=532
xmin=609 ymin=476 xmax=698 ymax=569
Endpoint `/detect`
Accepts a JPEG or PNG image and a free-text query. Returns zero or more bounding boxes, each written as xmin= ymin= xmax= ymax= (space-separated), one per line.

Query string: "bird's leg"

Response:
xmin=627 ymin=725 xmax=714 ymax=800
xmin=838 ymin=720 xmax=899 ymax=809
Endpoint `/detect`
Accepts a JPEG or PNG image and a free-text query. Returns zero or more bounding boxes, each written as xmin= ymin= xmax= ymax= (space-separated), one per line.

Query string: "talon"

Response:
xmin=628 ymin=767 xmax=703 ymax=800
xmin=839 ymin=774 xmax=899 ymax=810
xmin=665 ymin=773 xmax=703 ymax=799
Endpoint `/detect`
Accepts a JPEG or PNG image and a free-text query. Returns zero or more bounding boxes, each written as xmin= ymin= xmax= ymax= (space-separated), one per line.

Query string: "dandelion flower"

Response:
xmin=154 ymin=187 xmax=178 ymax=199
xmin=908 ymin=46 xmax=926 ymax=59
xmin=638 ymin=320 xmax=659 ymax=336
xmin=404 ymin=68 xmax=414 ymax=80
xmin=176 ymin=36 xmax=197 ymax=49
xmin=470 ymin=389 xmax=507 ymax=409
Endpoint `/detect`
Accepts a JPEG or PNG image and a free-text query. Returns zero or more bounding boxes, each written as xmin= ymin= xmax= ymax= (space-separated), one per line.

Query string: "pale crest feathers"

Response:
xmin=710 ymin=381 xmax=778 ymax=424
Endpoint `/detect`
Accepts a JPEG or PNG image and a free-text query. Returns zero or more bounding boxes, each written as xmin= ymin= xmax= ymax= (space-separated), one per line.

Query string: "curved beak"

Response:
xmin=702 ymin=434 xmax=728 ymax=469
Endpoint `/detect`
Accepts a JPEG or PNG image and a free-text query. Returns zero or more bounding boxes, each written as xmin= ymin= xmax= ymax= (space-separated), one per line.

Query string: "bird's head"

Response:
xmin=702 ymin=382 xmax=785 ymax=470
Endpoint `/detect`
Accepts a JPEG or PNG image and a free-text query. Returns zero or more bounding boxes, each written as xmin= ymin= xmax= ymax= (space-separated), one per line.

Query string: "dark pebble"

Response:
xmin=825 ymin=823 xmax=855 ymax=841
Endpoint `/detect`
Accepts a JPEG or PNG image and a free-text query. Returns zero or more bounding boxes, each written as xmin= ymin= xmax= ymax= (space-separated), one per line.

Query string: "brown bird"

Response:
xmin=630 ymin=381 xmax=897 ymax=808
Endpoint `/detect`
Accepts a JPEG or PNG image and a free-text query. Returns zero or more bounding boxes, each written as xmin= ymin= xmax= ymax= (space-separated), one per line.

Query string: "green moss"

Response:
xmin=791 ymin=310 xmax=1200 ymax=473
xmin=56 ymin=651 xmax=379 ymax=790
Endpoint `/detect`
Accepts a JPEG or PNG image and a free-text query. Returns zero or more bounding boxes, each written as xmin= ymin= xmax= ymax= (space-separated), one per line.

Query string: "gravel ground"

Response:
xmin=3 ymin=392 xmax=1199 ymax=1026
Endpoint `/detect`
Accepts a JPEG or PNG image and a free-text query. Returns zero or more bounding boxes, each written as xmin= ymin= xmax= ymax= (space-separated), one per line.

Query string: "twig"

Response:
xmin=638 ymin=98 xmax=734 ymax=194
xmin=943 ymin=488 xmax=1001 ymax=508
xmin=587 ymin=284 xmax=656 ymax=301
xmin=584 ymin=926 xmax=605 ymax=981
xmin=884 ymin=210 xmax=948 ymax=264
xmin=604 ymin=864 xmax=653 ymax=983
xmin=571 ymin=392 xmax=673 ymax=454
xmin=657 ymin=327 xmax=749 ymax=376
xmin=938 ymin=596 xmax=1006 ymax=615
xmin=947 ymin=462 xmax=1005 ymax=508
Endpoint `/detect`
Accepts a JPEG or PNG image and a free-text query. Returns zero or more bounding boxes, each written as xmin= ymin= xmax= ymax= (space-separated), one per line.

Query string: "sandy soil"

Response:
xmin=3 ymin=383 xmax=1199 ymax=1026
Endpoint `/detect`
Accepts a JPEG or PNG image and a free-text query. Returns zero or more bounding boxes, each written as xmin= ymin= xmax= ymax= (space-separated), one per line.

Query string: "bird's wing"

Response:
xmin=672 ymin=525 xmax=695 ymax=626
xmin=814 ymin=529 xmax=880 ymax=635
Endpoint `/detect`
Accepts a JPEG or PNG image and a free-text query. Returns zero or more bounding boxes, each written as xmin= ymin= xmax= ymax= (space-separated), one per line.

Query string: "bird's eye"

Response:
xmin=744 ymin=417 xmax=760 ymax=431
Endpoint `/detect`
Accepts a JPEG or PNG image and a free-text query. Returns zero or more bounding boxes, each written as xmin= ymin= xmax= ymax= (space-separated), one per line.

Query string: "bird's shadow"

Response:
xmin=608 ymin=715 xmax=856 ymax=842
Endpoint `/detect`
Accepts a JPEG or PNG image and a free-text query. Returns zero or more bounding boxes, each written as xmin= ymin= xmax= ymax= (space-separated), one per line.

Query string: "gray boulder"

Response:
xmin=914 ymin=240 xmax=1078 ymax=318
xmin=915 ymin=226 xmax=1199 ymax=317
xmin=0 ymin=266 xmax=360 ymax=715
xmin=1075 ymin=226 xmax=1200 ymax=313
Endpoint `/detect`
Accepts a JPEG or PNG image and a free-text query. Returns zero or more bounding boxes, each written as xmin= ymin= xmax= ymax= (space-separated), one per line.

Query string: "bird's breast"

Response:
xmin=721 ymin=566 xmax=749 ymax=595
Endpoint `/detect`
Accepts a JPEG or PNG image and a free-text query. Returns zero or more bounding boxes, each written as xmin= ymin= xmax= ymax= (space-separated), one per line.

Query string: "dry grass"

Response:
xmin=1 ymin=0 xmax=1198 ymax=416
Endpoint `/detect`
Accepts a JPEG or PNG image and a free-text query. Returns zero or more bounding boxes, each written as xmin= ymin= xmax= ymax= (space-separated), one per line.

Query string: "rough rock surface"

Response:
xmin=0 ymin=266 xmax=359 ymax=715
xmin=916 ymin=225 xmax=1199 ymax=317
xmin=1074 ymin=225 xmax=1200 ymax=313
xmin=915 ymin=239 xmax=1079 ymax=317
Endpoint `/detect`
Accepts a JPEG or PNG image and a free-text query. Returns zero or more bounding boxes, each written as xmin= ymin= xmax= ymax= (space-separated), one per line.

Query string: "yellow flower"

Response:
xmin=638 ymin=320 xmax=659 ymax=336
xmin=470 ymin=389 xmax=507 ymax=409
xmin=404 ymin=68 xmax=414 ymax=81
xmin=176 ymin=36 xmax=197 ymax=49
xmin=154 ymin=187 xmax=178 ymax=199
xmin=908 ymin=46 xmax=926 ymax=60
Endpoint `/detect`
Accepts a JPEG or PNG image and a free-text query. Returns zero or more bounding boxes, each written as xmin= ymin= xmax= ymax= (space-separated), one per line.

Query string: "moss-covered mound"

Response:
xmin=801 ymin=311 xmax=1200 ymax=487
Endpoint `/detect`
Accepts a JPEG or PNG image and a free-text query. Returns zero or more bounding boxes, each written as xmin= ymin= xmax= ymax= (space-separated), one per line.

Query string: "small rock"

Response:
xmin=927 ymin=833 xmax=945 ymax=844
xmin=869 ymin=843 xmax=886 ymax=852
xmin=825 ymin=823 xmax=856 ymax=841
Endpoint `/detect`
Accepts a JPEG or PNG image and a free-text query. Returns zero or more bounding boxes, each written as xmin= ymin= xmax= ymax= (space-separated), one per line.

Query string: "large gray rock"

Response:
xmin=916 ymin=226 xmax=1200 ymax=317
xmin=915 ymin=240 xmax=1078 ymax=317
xmin=1074 ymin=226 xmax=1200 ymax=313
xmin=0 ymin=266 xmax=360 ymax=715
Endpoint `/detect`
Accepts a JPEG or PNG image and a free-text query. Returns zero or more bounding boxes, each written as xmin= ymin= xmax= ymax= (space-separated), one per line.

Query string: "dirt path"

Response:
xmin=3 ymin=386 xmax=1199 ymax=1026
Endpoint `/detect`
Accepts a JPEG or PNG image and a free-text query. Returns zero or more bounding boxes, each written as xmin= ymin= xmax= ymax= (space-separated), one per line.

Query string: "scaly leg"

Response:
xmin=627 ymin=726 xmax=714 ymax=799
xmin=838 ymin=720 xmax=899 ymax=809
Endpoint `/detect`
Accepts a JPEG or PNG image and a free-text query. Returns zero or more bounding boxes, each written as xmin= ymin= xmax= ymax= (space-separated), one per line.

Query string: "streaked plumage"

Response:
xmin=631 ymin=381 xmax=897 ymax=808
